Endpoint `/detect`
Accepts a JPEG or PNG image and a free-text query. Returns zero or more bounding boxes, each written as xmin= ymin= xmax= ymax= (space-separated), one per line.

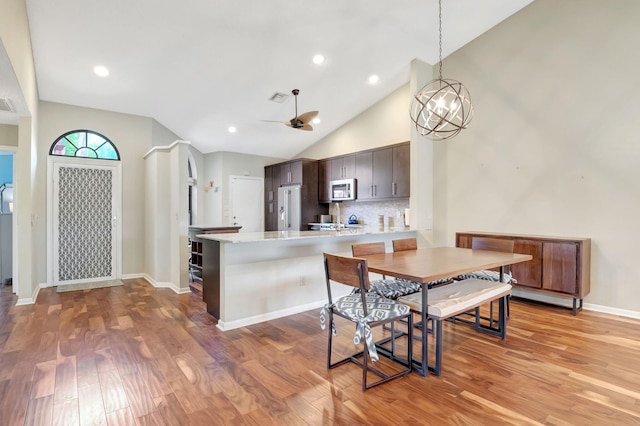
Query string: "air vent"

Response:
xmin=268 ymin=92 xmax=289 ymax=103
xmin=0 ymin=98 xmax=14 ymax=113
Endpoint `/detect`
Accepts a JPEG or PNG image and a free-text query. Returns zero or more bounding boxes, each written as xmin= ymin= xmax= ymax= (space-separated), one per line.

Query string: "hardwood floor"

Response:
xmin=1 ymin=278 xmax=639 ymax=425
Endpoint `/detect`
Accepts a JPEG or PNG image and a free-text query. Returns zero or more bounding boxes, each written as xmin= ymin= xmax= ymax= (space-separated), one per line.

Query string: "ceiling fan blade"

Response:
xmin=261 ymin=119 xmax=286 ymax=123
xmin=296 ymin=111 xmax=318 ymax=123
xmin=284 ymin=121 xmax=313 ymax=131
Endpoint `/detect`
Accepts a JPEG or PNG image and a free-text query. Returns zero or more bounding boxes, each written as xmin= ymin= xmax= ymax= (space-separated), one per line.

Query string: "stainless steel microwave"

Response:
xmin=330 ymin=179 xmax=356 ymax=201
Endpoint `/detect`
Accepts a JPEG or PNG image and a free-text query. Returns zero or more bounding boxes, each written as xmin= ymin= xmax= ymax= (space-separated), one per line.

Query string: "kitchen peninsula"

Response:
xmin=199 ymin=229 xmax=416 ymax=330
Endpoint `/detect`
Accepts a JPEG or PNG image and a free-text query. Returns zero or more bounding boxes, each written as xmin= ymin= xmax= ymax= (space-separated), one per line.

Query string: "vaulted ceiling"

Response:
xmin=2 ymin=0 xmax=533 ymax=158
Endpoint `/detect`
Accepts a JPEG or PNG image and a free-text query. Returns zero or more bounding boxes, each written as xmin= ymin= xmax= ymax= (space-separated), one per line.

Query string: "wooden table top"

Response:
xmin=360 ymin=247 xmax=533 ymax=284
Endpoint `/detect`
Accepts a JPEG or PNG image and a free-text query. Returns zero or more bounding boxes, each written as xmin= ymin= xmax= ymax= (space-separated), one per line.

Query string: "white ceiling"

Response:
xmin=3 ymin=0 xmax=533 ymax=158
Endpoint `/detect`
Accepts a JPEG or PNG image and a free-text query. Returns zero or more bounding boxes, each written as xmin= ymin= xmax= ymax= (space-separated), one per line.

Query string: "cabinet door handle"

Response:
xmin=393 ymin=182 xmax=397 ymax=195
xmin=374 ymin=185 xmax=377 ymax=196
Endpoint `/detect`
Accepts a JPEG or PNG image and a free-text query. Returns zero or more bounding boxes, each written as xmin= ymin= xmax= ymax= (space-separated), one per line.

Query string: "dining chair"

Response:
xmin=321 ymin=253 xmax=412 ymax=391
xmin=456 ymin=237 xmax=515 ymax=283
xmin=352 ymin=242 xmax=421 ymax=298
xmin=392 ymin=238 xmax=453 ymax=288
xmin=456 ymin=236 xmax=515 ymax=318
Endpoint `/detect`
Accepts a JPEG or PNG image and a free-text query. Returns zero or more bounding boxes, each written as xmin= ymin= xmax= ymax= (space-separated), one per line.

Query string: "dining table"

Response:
xmin=359 ymin=246 xmax=533 ymax=376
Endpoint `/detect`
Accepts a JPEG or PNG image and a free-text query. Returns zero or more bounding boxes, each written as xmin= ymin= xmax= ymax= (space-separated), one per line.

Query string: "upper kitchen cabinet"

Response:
xmin=330 ymin=154 xmax=356 ymax=180
xmin=280 ymin=160 xmax=303 ymax=185
xmin=319 ymin=154 xmax=357 ymax=203
xmin=392 ymin=143 xmax=410 ymax=198
xmin=355 ymin=142 xmax=409 ymax=200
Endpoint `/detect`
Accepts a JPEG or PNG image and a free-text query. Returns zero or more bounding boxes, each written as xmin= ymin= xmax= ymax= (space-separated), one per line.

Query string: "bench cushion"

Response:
xmin=398 ymin=278 xmax=512 ymax=320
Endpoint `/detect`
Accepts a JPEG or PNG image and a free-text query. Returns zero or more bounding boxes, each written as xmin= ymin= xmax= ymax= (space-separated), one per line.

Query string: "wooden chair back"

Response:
xmin=471 ymin=237 xmax=514 ymax=253
xmin=323 ymin=253 xmax=370 ymax=307
xmin=351 ymin=242 xmax=386 ymax=257
xmin=392 ymin=238 xmax=417 ymax=252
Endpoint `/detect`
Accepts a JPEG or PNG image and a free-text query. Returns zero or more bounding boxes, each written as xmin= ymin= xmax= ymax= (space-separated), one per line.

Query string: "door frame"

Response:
xmin=47 ymin=156 xmax=122 ymax=287
xmin=229 ymin=175 xmax=264 ymax=232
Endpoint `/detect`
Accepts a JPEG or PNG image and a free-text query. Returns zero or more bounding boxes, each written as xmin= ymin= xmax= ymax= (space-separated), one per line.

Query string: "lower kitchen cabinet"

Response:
xmin=456 ymin=232 xmax=590 ymax=315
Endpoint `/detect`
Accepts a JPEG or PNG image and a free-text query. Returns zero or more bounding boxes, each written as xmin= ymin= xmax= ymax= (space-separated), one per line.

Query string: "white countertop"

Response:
xmin=197 ymin=227 xmax=413 ymax=243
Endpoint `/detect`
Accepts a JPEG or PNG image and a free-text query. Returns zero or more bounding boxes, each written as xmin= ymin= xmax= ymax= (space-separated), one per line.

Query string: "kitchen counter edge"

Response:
xmin=196 ymin=228 xmax=414 ymax=243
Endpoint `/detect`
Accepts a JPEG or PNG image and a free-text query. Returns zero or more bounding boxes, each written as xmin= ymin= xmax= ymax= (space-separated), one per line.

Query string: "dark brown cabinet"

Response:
xmin=456 ymin=232 xmax=590 ymax=314
xmin=280 ymin=160 xmax=303 ymax=185
xmin=264 ymin=165 xmax=278 ymax=231
xmin=330 ymin=155 xmax=356 ymax=180
xmin=264 ymin=159 xmax=324 ymax=231
xmin=355 ymin=143 xmax=409 ymax=200
xmin=392 ymin=143 xmax=410 ymax=198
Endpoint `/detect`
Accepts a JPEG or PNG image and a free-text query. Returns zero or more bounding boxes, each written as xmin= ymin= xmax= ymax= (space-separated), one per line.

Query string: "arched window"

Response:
xmin=49 ymin=130 xmax=120 ymax=160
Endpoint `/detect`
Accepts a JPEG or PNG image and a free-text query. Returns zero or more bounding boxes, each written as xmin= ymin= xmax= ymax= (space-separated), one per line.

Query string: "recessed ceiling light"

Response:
xmin=94 ymin=65 xmax=109 ymax=77
xmin=228 ymin=126 xmax=237 ymax=133
xmin=312 ymin=54 xmax=325 ymax=65
xmin=312 ymin=117 xmax=320 ymax=124
xmin=368 ymin=74 xmax=380 ymax=85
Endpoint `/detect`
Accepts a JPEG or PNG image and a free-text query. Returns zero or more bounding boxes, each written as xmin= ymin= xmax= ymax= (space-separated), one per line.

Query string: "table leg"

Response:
xmin=415 ymin=282 xmax=428 ymax=377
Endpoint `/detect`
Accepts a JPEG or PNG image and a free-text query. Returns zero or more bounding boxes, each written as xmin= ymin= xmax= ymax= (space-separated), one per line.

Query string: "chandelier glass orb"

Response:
xmin=410 ymin=0 xmax=473 ymax=140
xmin=410 ymin=77 xmax=473 ymax=140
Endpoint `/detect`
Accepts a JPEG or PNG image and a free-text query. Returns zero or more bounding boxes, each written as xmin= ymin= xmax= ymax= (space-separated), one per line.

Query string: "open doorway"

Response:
xmin=0 ymin=151 xmax=14 ymax=291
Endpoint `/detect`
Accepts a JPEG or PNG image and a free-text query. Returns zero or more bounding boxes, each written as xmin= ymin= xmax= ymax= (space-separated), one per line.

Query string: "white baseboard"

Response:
xmin=512 ymin=289 xmax=640 ymax=319
xmin=217 ymin=300 xmax=325 ymax=331
xmin=16 ymin=284 xmax=41 ymax=305
xmin=583 ymin=303 xmax=640 ymax=320
xmin=136 ymin=273 xmax=191 ymax=294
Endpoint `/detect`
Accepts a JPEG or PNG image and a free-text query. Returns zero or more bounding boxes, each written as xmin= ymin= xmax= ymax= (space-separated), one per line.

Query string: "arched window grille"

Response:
xmin=49 ymin=130 xmax=120 ymax=160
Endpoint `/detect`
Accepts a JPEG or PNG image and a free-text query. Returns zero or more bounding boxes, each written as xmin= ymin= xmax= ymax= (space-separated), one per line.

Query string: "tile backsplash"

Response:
xmin=329 ymin=199 xmax=410 ymax=231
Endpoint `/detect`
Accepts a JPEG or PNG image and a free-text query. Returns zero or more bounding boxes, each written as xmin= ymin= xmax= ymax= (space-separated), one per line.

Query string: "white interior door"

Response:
xmin=230 ymin=176 xmax=264 ymax=232
xmin=52 ymin=161 xmax=121 ymax=286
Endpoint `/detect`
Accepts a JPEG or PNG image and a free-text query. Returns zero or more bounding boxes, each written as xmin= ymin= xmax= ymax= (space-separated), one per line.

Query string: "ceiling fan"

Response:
xmin=264 ymin=89 xmax=318 ymax=131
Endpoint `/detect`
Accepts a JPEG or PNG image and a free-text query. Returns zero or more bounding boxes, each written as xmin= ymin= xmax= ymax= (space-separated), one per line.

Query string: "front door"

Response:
xmin=52 ymin=160 xmax=121 ymax=286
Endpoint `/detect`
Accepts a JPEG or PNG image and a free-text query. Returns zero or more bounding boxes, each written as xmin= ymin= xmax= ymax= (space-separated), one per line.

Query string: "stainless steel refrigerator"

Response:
xmin=277 ymin=185 xmax=301 ymax=231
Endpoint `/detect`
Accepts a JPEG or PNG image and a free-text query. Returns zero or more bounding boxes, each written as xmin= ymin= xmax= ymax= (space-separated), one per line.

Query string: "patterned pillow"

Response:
xmin=370 ymin=279 xmax=421 ymax=299
xmin=456 ymin=269 xmax=516 ymax=284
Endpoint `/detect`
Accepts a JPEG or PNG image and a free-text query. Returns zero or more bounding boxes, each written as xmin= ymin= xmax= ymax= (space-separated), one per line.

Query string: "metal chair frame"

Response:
xmin=324 ymin=253 xmax=413 ymax=391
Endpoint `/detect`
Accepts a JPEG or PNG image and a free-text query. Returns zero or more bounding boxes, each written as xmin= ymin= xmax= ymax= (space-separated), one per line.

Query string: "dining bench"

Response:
xmin=398 ymin=278 xmax=511 ymax=376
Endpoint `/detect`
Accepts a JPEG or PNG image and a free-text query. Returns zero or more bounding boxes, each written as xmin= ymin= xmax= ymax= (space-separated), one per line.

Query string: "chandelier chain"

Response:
xmin=438 ymin=0 xmax=443 ymax=79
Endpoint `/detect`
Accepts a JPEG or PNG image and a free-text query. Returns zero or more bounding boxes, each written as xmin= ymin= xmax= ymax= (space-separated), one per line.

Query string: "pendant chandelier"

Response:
xmin=410 ymin=0 xmax=473 ymax=140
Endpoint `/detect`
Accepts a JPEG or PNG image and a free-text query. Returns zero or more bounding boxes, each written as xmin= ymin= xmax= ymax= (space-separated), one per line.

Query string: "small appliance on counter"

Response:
xmin=308 ymin=222 xmax=347 ymax=231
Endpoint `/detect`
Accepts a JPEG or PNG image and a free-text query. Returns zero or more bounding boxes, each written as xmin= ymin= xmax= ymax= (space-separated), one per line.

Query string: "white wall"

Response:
xmin=296 ymin=84 xmax=411 ymax=160
xmin=1 ymin=0 xmax=40 ymax=301
xmin=0 ymin=124 xmax=18 ymax=146
xmin=200 ymin=151 xmax=282 ymax=226
xmin=37 ymin=101 xmax=180 ymax=282
xmin=436 ymin=0 xmax=640 ymax=312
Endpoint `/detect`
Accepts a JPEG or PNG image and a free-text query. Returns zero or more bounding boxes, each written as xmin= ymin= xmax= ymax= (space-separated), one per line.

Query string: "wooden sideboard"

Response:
xmin=456 ymin=232 xmax=591 ymax=315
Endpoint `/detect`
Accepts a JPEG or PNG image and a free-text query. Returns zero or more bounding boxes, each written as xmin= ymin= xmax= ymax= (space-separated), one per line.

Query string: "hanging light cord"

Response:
xmin=438 ymin=0 xmax=443 ymax=80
